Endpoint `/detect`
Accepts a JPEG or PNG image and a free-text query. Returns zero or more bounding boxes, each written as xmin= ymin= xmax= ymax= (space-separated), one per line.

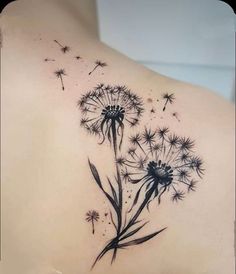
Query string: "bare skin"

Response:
xmin=0 ymin=1 xmax=235 ymax=274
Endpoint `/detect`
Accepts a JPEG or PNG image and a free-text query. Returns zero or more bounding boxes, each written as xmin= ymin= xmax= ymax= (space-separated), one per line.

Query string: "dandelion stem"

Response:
xmin=89 ymin=65 xmax=99 ymax=75
xmin=92 ymin=219 xmax=95 ymax=234
xmin=54 ymin=39 xmax=63 ymax=47
xmin=59 ymin=75 xmax=64 ymax=90
xmin=163 ymin=100 xmax=168 ymax=111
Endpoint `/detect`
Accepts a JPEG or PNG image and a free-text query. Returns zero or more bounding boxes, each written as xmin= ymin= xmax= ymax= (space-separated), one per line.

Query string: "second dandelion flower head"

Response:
xmin=117 ymin=127 xmax=204 ymax=209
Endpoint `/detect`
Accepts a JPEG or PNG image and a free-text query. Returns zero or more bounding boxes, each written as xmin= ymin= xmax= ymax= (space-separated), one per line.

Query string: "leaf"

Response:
xmin=128 ymin=182 xmax=145 ymax=212
xmin=88 ymin=159 xmax=120 ymax=215
xmin=120 ymin=221 xmax=149 ymax=241
xmin=88 ymin=159 xmax=103 ymax=189
xmin=128 ymin=188 xmax=141 ymax=212
xmin=110 ymin=210 xmax=118 ymax=231
xmin=107 ymin=177 xmax=118 ymax=205
xmin=117 ymin=227 xmax=167 ymax=248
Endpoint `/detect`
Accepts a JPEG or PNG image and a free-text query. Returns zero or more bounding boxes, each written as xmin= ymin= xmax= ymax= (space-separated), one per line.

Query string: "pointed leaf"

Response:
xmin=88 ymin=159 xmax=103 ymax=189
xmin=88 ymin=159 xmax=120 ymax=214
xmin=117 ymin=227 xmax=167 ymax=248
xmin=107 ymin=177 xmax=118 ymax=205
xmin=120 ymin=221 xmax=149 ymax=241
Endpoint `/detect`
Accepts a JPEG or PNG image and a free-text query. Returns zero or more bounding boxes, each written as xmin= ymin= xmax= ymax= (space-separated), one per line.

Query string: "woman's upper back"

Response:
xmin=1 ymin=1 xmax=234 ymax=274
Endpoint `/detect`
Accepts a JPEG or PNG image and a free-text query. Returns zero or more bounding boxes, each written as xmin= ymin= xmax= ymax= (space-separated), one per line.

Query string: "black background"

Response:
xmin=0 ymin=1 xmax=235 ymax=16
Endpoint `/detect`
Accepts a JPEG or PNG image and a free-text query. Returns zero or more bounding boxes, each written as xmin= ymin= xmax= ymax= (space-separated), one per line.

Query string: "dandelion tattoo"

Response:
xmin=86 ymin=210 xmax=100 ymax=234
xmin=54 ymin=69 xmax=66 ymax=91
xmin=162 ymin=93 xmax=175 ymax=111
xmin=78 ymin=85 xmax=204 ymax=268
xmin=54 ymin=39 xmax=70 ymax=53
xmin=89 ymin=60 xmax=107 ymax=75
xmin=78 ymin=84 xmax=144 ymax=156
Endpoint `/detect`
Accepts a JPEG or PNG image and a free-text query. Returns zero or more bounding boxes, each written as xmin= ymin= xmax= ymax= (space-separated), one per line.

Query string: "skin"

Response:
xmin=0 ymin=1 xmax=235 ymax=274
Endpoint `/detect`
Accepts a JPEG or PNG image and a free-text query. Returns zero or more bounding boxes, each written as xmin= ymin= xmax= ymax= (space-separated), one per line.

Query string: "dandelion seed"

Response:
xmin=188 ymin=179 xmax=197 ymax=192
xmin=162 ymin=93 xmax=175 ymax=111
xmin=86 ymin=210 xmax=100 ymax=234
xmin=54 ymin=39 xmax=70 ymax=53
xmin=89 ymin=60 xmax=107 ymax=75
xmin=44 ymin=58 xmax=55 ymax=62
xmin=171 ymin=190 xmax=185 ymax=202
xmin=172 ymin=112 xmax=180 ymax=122
xmin=142 ymin=128 xmax=156 ymax=147
xmin=54 ymin=69 xmax=66 ymax=90
xmin=179 ymin=137 xmax=195 ymax=152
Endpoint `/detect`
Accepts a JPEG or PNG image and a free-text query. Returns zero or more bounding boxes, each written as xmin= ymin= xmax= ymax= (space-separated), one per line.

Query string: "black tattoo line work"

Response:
xmin=54 ymin=39 xmax=70 ymax=53
xmin=172 ymin=112 xmax=180 ymax=122
xmin=44 ymin=58 xmax=55 ymax=62
xmin=78 ymin=85 xmax=204 ymax=269
xmin=88 ymin=60 xmax=107 ymax=75
xmin=86 ymin=210 xmax=100 ymax=234
xmin=150 ymin=107 xmax=155 ymax=114
xmin=54 ymin=69 xmax=66 ymax=91
xmin=162 ymin=93 xmax=175 ymax=111
xmin=78 ymin=84 xmax=144 ymax=156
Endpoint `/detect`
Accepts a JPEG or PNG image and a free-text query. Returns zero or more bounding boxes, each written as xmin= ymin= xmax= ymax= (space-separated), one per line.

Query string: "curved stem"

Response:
xmin=92 ymin=219 xmax=95 ymax=234
xmin=92 ymin=185 xmax=157 ymax=268
xmin=119 ymin=185 xmax=156 ymax=238
xmin=111 ymin=120 xmax=123 ymax=262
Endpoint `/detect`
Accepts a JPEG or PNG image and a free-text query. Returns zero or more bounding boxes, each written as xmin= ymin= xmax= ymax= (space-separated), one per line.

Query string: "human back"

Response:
xmin=0 ymin=1 xmax=234 ymax=274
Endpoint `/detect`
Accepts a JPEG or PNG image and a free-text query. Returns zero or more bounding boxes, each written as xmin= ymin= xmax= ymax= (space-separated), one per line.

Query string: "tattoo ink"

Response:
xmin=162 ymin=93 xmax=175 ymax=111
xmin=54 ymin=69 xmax=66 ymax=91
xmin=88 ymin=60 xmax=107 ymax=75
xmin=77 ymin=85 xmax=204 ymax=268
xmin=44 ymin=58 xmax=55 ymax=62
xmin=54 ymin=40 xmax=70 ymax=53
xmin=172 ymin=112 xmax=180 ymax=122
xmin=86 ymin=210 xmax=100 ymax=234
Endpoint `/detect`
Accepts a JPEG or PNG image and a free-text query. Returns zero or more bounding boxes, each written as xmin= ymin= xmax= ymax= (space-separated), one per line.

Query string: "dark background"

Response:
xmin=0 ymin=0 xmax=235 ymax=13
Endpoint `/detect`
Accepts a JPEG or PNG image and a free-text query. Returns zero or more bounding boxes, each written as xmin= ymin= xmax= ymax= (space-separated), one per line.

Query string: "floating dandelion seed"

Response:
xmin=118 ymin=127 xmax=204 ymax=211
xmin=162 ymin=93 xmax=175 ymax=111
xmin=44 ymin=58 xmax=55 ymax=62
xmin=86 ymin=210 xmax=100 ymax=234
xmin=78 ymin=84 xmax=144 ymax=155
xmin=54 ymin=69 xmax=66 ymax=90
xmin=89 ymin=60 xmax=107 ymax=75
xmin=54 ymin=39 xmax=70 ymax=53
xmin=172 ymin=190 xmax=185 ymax=202
xmin=172 ymin=112 xmax=180 ymax=122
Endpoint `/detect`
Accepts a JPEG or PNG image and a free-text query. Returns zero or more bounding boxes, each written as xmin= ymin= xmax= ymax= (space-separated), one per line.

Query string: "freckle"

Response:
xmin=108 ymin=222 xmax=111 ymax=224
xmin=125 ymin=201 xmax=127 ymax=204
xmin=147 ymin=98 xmax=153 ymax=103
